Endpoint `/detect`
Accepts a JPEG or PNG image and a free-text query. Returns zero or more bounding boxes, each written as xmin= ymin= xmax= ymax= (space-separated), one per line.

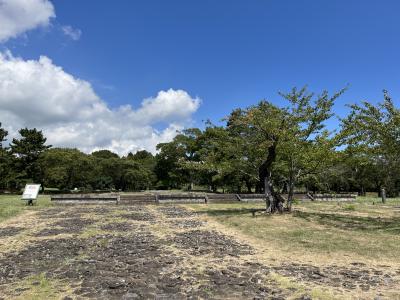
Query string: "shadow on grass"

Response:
xmin=294 ymin=211 xmax=400 ymax=234
xmin=196 ymin=208 xmax=264 ymax=217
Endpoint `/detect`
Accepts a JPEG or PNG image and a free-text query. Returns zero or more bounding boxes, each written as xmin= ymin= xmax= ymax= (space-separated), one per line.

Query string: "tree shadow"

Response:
xmin=293 ymin=211 xmax=400 ymax=234
xmin=196 ymin=208 xmax=262 ymax=217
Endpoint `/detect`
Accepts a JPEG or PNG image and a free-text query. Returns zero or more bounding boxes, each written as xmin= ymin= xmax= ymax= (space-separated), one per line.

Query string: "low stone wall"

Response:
xmin=238 ymin=194 xmax=265 ymax=202
xmin=312 ymin=194 xmax=357 ymax=201
xmin=119 ymin=194 xmax=156 ymax=205
xmin=206 ymin=194 xmax=239 ymax=203
xmin=51 ymin=192 xmax=357 ymax=205
xmin=51 ymin=193 xmax=119 ymax=204
xmin=158 ymin=193 xmax=206 ymax=204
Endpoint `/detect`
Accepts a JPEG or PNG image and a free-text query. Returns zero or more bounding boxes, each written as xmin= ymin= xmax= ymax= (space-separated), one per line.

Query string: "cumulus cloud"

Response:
xmin=0 ymin=52 xmax=201 ymax=154
xmin=61 ymin=25 xmax=82 ymax=41
xmin=0 ymin=0 xmax=55 ymax=42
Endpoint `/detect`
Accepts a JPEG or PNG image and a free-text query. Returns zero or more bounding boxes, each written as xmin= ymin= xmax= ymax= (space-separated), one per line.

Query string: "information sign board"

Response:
xmin=22 ymin=184 xmax=41 ymax=200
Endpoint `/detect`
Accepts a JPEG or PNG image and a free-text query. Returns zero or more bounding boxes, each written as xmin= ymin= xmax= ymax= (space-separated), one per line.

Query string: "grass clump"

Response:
xmin=9 ymin=273 xmax=72 ymax=300
xmin=0 ymin=194 xmax=52 ymax=223
xmin=343 ymin=204 xmax=356 ymax=211
xmin=269 ymin=272 xmax=338 ymax=300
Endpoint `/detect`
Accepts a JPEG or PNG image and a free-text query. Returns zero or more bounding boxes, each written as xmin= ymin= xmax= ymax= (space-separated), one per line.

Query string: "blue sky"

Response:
xmin=1 ymin=0 xmax=400 ymax=153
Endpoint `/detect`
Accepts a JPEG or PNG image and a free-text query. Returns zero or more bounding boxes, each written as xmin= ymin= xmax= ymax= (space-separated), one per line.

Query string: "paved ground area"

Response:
xmin=0 ymin=205 xmax=399 ymax=299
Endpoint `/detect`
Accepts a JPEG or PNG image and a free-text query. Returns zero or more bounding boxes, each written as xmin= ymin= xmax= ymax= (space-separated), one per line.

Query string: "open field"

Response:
xmin=187 ymin=198 xmax=400 ymax=263
xmin=0 ymin=195 xmax=399 ymax=299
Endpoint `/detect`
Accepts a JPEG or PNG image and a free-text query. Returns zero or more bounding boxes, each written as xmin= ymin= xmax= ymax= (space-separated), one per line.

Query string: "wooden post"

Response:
xmin=381 ymin=188 xmax=386 ymax=204
xmin=155 ymin=193 xmax=159 ymax=204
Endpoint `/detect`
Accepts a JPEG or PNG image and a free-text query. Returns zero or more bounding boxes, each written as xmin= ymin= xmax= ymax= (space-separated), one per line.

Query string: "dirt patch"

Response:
xmin=120 ymin=212 xmax=156 ymax=222
xmin=157 ymin=206 xmax=197 ymax=218
xmin=0 ymin=226 xmax=24 ymax=237
xmin=67 ymin=231 xmax=286 ymax=299
xmin=36 ymin=207 xmax=65 ymax=218
xmin=52 ymin=218 xmax=95 ymax=234
xmin=273 ymin=262 xmax=399 ymax=291
xmin=173 ymin=229 xmax=254 ymax=257
xmin=67 ymin=206 xmax=114 ymax=215
xmin=0 ymin=206 xmax=289 ymax=299
xmin=121 ymin=206 xmax=151 ymax=213
xmin=100 ymin=222 xmax=138 ymax=232
xmin=168 ymin=219 xmax=205 ymax=229
xmin=32 ymin=227 xmax=72 ymax=237
xmin=2 ymin=204 xmax=398 ymax=299
xmin=0 ymin=238 xmax=84 ymax=285
xmin=68 ymin=232 xmax=187 ymax=298
xmin=199 ymin=263 xmax=286 ymax=299
xmin=0 ymin=227 xmax=284 ymax=299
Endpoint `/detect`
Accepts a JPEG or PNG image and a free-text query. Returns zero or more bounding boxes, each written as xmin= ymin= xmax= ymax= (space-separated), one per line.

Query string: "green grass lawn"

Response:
xmin=186 ymin=197 xmax=400 ymax=265
xmin=0 ymin=194 xmax=52 ymax=223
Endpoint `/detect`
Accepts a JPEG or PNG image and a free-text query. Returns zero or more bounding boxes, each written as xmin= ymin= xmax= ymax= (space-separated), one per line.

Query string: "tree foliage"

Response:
xmin=0 ymin=123 xmax=14 ymax=190
xmin=3 ymin=87 xmax=400 ymax=206
xmin=10 ymin=128 xmax=51 ymax=187
xmin=341 ymin=90 xmax=400 ymax=197
xmin=225 ymin=87 xmax=345 ymax=211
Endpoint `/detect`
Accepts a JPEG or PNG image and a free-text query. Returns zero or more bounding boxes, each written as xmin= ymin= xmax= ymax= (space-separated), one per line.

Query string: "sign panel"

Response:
xmin=22 ymin=184 xmax=41 ymax=200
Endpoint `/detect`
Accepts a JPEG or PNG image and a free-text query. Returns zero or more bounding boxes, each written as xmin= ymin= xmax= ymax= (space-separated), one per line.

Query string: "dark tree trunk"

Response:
xmin=287 ymin=179 xmax=294 ymax=212
xmin=245 ymin=179 xmax=252 ymax=193
xmin=255 ymin=182 xmax=262 ymax=193
xmin=381 ymin=187 xmax=386 ymax=203
xmin=360 ymin=186 xmax=366 ymax=197
xmin=259 ymin=142 xmax=284 ymax=213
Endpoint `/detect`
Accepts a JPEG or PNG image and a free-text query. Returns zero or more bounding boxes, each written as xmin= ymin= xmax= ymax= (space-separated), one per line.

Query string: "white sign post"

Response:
xmin=22 ymin=184 xmax=41 ymax=205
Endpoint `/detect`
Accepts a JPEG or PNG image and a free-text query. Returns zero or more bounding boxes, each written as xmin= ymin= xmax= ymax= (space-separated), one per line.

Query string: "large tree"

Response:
xmin=40 ymin=148 xmax=94 ymax=190
xmin=155 ymin=129 xmax=203 ymax=190
xmin=10 ymin=128 xmax=51 ymax=186
xmin=341 ymin=90 xmax=400 ymax=200
xmin=0 ymin=123 xmax=15 ymax=190
xmin=122 ymin=160 xmax=154 ymax=191
xmin=228 ymin=87 xmax=344 ymax=212
xmin=127 ymin=150 xmax=157 ymax=188
xmin=0 ymin=122 xmax=7 ymax=148
xmin=196 ymin=125 xmax=247 ymax=192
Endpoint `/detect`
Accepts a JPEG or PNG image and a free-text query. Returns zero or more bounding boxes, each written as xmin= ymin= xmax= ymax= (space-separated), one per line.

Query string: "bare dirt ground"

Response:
xmin=0 ymin=204 xmax=399 ymax=299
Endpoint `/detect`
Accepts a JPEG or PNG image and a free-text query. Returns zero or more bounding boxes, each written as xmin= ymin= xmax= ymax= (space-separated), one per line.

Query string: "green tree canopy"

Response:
xmin=0 ymin=123 xmax=15 ymax=190
xmin=227 ymin=87 xmax=345 ymax=211
xmin=341 ymin=90 xmax=400 ymax=198
xmin=0 ymin=122 xmax=7 ymax=149
xmin=92 ymin=149 xmax=119 ymax=159
xmin=40 ymin=148 xmax=93 ymax=190
xmin=10 ymin=128 xmax=51 ymax=186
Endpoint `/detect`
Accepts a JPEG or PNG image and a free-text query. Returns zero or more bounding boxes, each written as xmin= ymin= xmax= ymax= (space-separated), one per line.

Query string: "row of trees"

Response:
xmin=1 ymin=87 xmax=400 ymax=210
xmin=0 ymin=128 xmax=156 ymax=192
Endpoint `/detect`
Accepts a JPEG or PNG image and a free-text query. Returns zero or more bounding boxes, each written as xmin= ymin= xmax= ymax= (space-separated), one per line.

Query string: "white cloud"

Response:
xmin=0 ymin=0 xmax=55 ymax=42
xmin=62 ymin=25 xmax=81 ymax=41
xmin=0 ymin=52 xmax=201 ymax=154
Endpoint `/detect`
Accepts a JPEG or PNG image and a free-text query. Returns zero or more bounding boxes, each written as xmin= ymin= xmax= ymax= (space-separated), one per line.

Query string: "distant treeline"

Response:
xmin=1 ymin=87 xmax=399 ymax=198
